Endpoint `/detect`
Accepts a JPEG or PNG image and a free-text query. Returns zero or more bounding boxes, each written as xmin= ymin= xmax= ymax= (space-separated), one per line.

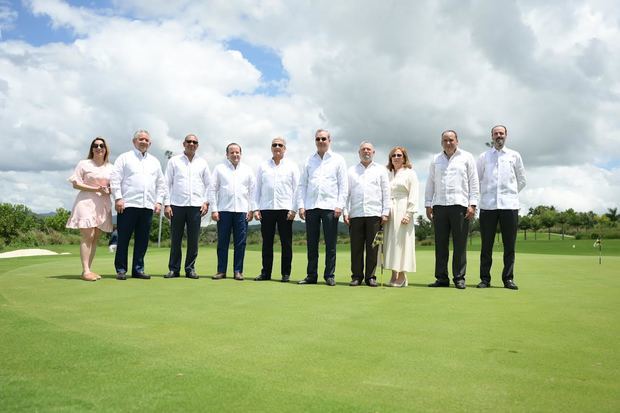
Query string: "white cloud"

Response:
xmin=0 ymin=0 xmax=618 ymax=215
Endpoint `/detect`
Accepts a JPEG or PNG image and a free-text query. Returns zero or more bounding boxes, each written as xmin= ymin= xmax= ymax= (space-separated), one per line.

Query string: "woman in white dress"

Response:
xmin=66 ymin=137 xmax=114 ymax=281
xmin=383 ymin=146 xmax=419 ymax=287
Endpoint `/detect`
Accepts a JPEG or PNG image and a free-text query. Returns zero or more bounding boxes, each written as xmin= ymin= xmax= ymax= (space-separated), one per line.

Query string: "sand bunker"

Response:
xmin=0 ymin=249 xmax=70 ymax=259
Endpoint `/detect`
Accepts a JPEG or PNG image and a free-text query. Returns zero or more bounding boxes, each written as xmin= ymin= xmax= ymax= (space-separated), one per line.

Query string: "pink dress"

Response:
xmin=66 ymin=159 xmax=114 ymax=232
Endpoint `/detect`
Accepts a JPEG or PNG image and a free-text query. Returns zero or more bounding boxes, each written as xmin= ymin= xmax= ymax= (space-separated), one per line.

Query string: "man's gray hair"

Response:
xmin=133 ymin=129 xmax=150 ymax=140
xmin=359 ymin=140 xmax=374 ymax=149
xmin=272 ymin=136 xmax=287 ymax=145
xmin=315 ymin=129 xmax=330 ymax=139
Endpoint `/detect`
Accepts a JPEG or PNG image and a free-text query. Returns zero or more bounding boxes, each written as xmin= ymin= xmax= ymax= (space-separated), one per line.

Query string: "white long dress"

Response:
xmin=384 ymin=167 xmax=418 ymax=272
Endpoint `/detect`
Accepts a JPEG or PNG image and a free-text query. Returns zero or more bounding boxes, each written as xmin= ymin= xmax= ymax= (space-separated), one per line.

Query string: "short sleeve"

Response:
xmin=68 ymin=160 xmax=86 ymax=185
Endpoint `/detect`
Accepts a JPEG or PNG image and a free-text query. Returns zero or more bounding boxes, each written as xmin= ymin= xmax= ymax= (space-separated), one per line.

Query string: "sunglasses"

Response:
xmin=92 ymin=143 xmax=106 ymax=149
xmin=315 ymin=137 xmax=328 ymax=142
xmin=391 ymin=153 xmax=403 ymax=158
xmin=185 ymin=140 xmax=199 ymax=145
xmin=271 ymin=143 xmax=284 ymax=148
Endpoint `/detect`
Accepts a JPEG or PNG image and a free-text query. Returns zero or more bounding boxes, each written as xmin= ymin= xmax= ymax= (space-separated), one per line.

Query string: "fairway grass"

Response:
xmin=1 ymin=245 xmax=619 ymax=412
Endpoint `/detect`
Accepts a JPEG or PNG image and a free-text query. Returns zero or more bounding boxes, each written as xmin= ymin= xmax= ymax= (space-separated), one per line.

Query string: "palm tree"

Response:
xmin=605 ymin=207 xmax=618 ymax=223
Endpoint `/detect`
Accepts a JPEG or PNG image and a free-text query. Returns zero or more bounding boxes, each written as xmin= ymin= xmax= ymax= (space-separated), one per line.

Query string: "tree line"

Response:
xmin=0 ymin=203 xmax=618 ymax=249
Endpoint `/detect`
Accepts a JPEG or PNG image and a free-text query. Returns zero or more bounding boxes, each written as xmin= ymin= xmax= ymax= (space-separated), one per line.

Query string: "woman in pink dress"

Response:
xmin=66 ymin=137 xmax=114 ymax=281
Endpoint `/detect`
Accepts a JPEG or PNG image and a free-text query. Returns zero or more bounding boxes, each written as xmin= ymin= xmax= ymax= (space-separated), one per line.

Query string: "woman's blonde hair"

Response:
xmin=386 ymin=146 xmax=412 ymax=171
xmin=87 ymin=136 xmax=110 ymax=163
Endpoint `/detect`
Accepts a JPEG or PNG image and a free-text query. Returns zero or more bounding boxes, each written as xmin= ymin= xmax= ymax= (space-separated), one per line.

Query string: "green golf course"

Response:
xmin=1 ymin=238 xmax=618 ymax=412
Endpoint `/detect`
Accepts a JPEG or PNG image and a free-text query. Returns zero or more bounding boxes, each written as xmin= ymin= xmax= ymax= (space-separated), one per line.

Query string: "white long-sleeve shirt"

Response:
xmin=297 ymin=150 xmax=348 ymax=210
xmin=208 ymin=160 xmax=255 ymax=213
xmin=255 ymin=158 xmax=299 ymax=211
xmin=345 ymin=162 xmax=391 ymax=218
xmin=477 ymin=147 xmax=526 ymax=210
xmin=424 ymin=148 xmax=479 ymax=208
xmin=164 ymin=154 xmax=211 ymax=207
xmin=110 ymin=148 xmax=166 ymax=209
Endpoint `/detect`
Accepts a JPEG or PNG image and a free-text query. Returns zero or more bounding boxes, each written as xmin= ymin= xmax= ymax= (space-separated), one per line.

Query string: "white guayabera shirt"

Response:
xmin=110 ymin=148 xmax=166 ymax=209
xmin=424 ymin=148 xmax=479 ymax=208
xmin=208 ymin=160 xmax=256 ymax=213
xmin=164 ymin=154 xmax=211 ymax=207
xmin=345 ymin=162 xmax=391 ymax=218
xmin=255 ymin=158 xmax=300 ymax=211
xmin=477 ymin=146 xmax=527 ymax=210
xmin=298 ymin=150 xmax=348 ymax=211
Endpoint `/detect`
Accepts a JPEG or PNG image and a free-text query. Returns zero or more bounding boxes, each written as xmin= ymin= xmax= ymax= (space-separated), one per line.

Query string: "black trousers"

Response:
xmin=479 ymin=209 xmax=518 ymax=283
xmin=115 ymin=207 xmax=153 ymax=275
xmin=433 ymin=205 xmax=469 ymax=282
xmin=349 ymin=216 xmax=381 ymax=281
xmin=168 ymin=205 xmax=202 ymax=274
xmin=260 ymin=209 xmax=293 ymax=278
xmin=305 ymin=208 xmax=338 ymax=281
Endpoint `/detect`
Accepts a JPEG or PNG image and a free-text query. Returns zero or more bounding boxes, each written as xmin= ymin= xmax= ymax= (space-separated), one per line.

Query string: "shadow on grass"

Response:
xmin=48 ymin=275 xmax=84 ymax=281
xmin=48 ymin=275 xmax=116 ymax=281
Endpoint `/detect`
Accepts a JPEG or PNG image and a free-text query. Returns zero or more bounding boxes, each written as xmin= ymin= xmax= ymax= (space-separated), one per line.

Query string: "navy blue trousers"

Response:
xmin=216 ymin=211 xmax=248 ymax=274
xmin=114 ymin=207 xmax=153 ymax=275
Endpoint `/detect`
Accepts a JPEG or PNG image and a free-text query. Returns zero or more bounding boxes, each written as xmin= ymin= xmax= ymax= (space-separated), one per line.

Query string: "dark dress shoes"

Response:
xmin=186 ymin=270 xmax=199 ymax=279
xmin=254 ymin=274 xmax=271 ymax=281
xmin=212 ymin=273 xmax=226 ymax=280
xmin=455 ymin=279 xmax=466 ymax=289
xmin=116 ymin=272 xmax=127 ymax=281
xmin=132 ymin=272 xmax=151 ymax=279
xmin=281 ymin=275 xmax=290 ymax=283
xmin=366 ymin=278 xmax=378 ymax=287
xmin=428 ymin=280 xmax=449 ymax=287
xmin=165 ymin=271 xmax=180 ymax=278
xmin=325 ymin=277 xmax=336 ymax=286
xmin=234 ymin=272 xmax=244 ymax=281
xmin=298 ymin=277 xmax=317 ymax=285
xmin=504 ymin=280 xmax=519 ymax=290
xmin=349 ymin=279 xmax=362 ymax=286
xmin=477 ymin=281 xmax=490 ymax=288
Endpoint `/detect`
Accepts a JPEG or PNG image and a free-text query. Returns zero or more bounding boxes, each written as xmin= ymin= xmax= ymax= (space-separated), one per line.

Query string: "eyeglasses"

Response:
xmin=185 ymin=140 xmax=198 ymax=145
xmin=271 ymin=143 xmax=284 ymax=148
xmin=315 ymin=137 xmax=328 ymax=142
xmin=92 ymin=143 xmax=105 ymax=149
xmin=391 ymin=153 xmax=403 ymax=158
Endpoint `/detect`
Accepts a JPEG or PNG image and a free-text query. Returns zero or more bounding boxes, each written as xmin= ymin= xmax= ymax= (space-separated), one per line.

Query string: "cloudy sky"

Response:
xmin=1 ymin=0 xmax=619 ymax=214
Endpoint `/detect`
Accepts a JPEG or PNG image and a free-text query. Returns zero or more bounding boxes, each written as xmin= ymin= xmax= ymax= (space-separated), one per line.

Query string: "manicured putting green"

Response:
xmin=1 ymin=244 xmax=618 ymax=412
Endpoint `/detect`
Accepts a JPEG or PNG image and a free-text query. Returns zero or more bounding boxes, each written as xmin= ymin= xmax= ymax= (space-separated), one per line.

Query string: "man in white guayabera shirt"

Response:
xmin=425 ymin=130 xmax=479 ymax=290
xmin=163 ymin=134 xmax=211 ymax=280
xmin=343 ymin=141 xmax=390 ymax=287
xmin=297 ymin=129 xmax=348 ymax=287
xmin=253 ymin=137 xmax=299 ymax=283
xmin=477 ymin=125 xmax=526 ymax=290
xmin=209 ymin=143 xmax=255 ymax=281
xmin=110 ymin=129 xmax=166 ymax=280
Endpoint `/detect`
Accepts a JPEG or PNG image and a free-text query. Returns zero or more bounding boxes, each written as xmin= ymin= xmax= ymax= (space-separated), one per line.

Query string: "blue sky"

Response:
xmin=2 ymin=0 xmax=287 ymax=94
xmin=1 ymin=0 xmax=98 ymax=44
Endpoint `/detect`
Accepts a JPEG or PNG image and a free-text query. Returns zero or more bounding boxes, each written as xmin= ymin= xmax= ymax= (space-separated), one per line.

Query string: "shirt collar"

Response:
xmin=313 ymin=149 xmax=333 ymax=160
xmin=443 ymin=147 xmax=461 ymax=159
xmin=182 ymin=152 xmax=196 ymax=163
xmin=269 ymin=157 xmax=285 ymax=167
xmin=132 ymin=148 xmax=148 ymax=158
xmin=358 ymin=161 xmax=376 ymax=169
xmin=225 ymin=159 xmax=240 ymax=169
